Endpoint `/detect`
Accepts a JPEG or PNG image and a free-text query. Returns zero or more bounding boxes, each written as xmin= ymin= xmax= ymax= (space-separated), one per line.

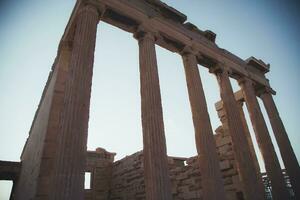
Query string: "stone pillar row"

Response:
xmin=239 ymin=78 xmax=289 ymax=200
xmin=211 ymin=67 xmax=265 ymax=200
xmin=46 ymin=2 xmax=299 ymax=200
xmin=260 ymin=89 xmax=300 ymax=199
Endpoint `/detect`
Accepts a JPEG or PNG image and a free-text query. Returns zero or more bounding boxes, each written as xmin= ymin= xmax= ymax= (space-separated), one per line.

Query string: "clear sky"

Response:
xmin=0 ymin=0 xmax=299 ymax=199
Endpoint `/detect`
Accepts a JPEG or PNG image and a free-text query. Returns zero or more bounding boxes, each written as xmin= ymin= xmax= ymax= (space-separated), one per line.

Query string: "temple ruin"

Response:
xmin=1 ymin=0 xmax=299 ymax=199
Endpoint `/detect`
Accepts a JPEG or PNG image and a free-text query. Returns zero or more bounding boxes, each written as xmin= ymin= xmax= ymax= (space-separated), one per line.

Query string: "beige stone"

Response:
xmin=6 ymin=0 xmax=296 ymax=199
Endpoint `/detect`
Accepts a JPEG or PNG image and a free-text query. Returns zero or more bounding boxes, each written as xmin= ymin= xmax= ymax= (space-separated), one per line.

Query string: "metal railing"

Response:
xmin=261 ymin=169 xmax=295 ymax=199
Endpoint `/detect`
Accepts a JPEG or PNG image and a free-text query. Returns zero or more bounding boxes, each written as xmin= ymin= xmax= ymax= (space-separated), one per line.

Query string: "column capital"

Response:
xmin=209 ymin=64 xmax=226 ymax=75
xmin=133 ymin=25 xmax=158 ymax=42
xmin=237 ymin=76 xmax=253 ymax=86
xmin=180 ymin=46 xmax=198 ymax=56
xmin=256 ymin=86 xmax=275 ymax=97
xmin=78 ymin=4 xmax=100 ymax=18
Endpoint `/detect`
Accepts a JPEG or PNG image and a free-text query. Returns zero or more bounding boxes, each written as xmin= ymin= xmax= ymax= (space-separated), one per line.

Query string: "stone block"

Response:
xmin=220 ymin=160 xmax=231 ymax=171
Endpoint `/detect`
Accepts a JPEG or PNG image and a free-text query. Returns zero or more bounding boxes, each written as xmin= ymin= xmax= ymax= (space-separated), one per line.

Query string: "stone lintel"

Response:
xmin=168 ymin=156 xmax=187 ymax=161
xmin=87 ymin=148 xmax=116 ymax=160
xmin=95 ymin=147 xmax=115 ymax=154
xmin=0 ymin=161 xmax=21 ymax=181
xmin=61 ymin=0 xmax=271 ymax=88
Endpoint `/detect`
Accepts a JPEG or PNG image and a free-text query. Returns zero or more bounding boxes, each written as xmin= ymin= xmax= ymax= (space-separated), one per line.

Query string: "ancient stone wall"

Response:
xmin=214 ymin=127 xmax=245 ymax=200
xmin=14 ymin=68 xmax=58 ymax=200
xmin=14 ymin=46 xmax=71 ymax=199
xmin=109 ymin=151 xmax=145 ymax=199
xmin=86 ymin=128 xmax=245 ymax=200
xmin=85 ymin=148 xmax=115 ymax=200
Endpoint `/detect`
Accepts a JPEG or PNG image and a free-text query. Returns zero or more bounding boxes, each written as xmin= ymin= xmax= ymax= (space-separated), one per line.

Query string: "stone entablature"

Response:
xmin=62 ymin=0 xmax=271 ymax=90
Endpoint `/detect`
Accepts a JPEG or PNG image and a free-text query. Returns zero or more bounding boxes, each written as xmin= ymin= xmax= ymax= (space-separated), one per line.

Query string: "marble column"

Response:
xmin=260 ymin=89 xmax=300 ymax=198
xmin=182 ymin=50 xmax=226 ymax=200
xmin=237 ymin=101 xmax=259 ymax=172
xmin=239 ymin=78 xmax=289 ymax=200
xmin=52 ymin=5 xmax=99 ymax=200
xmin=137 ymin=31 xmax=172 ymax=200
xmin=212 ymin=67 xmax=265 ymax=200
xmin=236 ymin=100 xmax=265 ymax=195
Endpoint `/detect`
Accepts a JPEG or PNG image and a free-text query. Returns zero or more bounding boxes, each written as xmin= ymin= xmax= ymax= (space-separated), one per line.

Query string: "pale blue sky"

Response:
xmin=0 ymin=0 xmax=299 ymax=198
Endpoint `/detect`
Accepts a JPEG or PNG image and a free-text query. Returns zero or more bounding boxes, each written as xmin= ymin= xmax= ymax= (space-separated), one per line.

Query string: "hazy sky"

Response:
xmin=0 ymin=0 xmax=299 ymax=198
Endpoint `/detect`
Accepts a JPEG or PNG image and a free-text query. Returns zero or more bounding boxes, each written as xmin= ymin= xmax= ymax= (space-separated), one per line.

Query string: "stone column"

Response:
xmin=52 ymin=5 xmax=99 ymax=200
xmin=182 ymin=50 xmax=226 ymax=200
xmin=239 ymin=78 xmax=289 ymax=200
xmin=237 ymin=101 xmax=260 ymax=172
xmin=211 ymin=67 xmax=265 ymax=200
xmin=236 ymin=100 xmax=265 ymax=194
xmin=137 ymin=31 xmax=172 ymax=200
xmin=260 ymin=88 xmax=300 ymax=198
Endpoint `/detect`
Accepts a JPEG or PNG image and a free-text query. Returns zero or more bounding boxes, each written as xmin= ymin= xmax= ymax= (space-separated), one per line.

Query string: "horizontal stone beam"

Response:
xmin=0 ymin=161 xmax=21 ymax=181
xmin=59 ymin=0 xmax=272 ymax=90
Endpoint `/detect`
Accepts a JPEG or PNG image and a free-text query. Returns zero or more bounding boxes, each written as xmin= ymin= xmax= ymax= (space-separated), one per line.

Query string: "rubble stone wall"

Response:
xmin=86 ymin=128 xmax=245 ymax=200
xmin=85 ymin=148 xmax=115 ymax=200
xmin=109 ymin=152 xmax=145 ymax=199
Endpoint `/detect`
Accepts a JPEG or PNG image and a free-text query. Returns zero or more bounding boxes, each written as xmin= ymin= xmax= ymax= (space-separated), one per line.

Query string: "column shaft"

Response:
xmin=240 ymin=79 xmax=289 ymax=200
xmin=237 ymin=101 xmax=265 ymax=195
xmin=261 ymin=91 xmax=300 ymax=198
xmin=214 ymin=69 xmax=265 ymax=200
xmin=237 ymin=101 xmax=260 ymax=173
xmin=182 ymin=53 xmax=226 ymax=200
xmin=52 ymin=5 xmax=99 ymax=200
xmin=138 ymin=33 xmax=172 ymax=200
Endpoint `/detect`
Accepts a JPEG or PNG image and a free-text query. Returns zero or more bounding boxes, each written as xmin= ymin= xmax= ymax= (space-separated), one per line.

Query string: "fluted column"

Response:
xmin=237 ymin=101 xmax=260 ymax=172
xmin=182 ymin=50 xmax=226 ymax=200
xmin=137 ymin=31 xmax=172 ymax=200
xmin=212 ymin=67 xmax=265 ymax=200
xmin=239 ymin=78 xmax=289 ymax=200
xmin=260 ymin=89 xmax=300 ymax=198
xmin=52 ymin=5 xmax=99 ymax=200
xmin=236 ymin=100 xmax=265 ymax=195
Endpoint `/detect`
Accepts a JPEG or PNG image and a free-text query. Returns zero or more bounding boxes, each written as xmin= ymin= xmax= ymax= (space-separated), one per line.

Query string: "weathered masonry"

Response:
xmin=82 ymin=126 xmax=295 ymax=200
xmin=5 ymin=0 xmax=299 ymax=199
